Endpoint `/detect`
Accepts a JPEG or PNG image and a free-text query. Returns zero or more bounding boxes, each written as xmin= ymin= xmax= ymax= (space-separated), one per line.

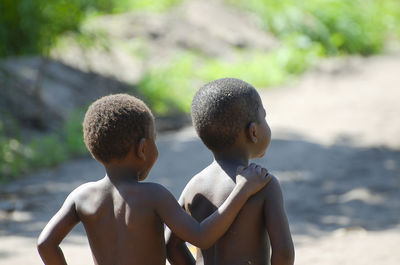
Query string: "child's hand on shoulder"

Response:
xmin=236 ymin=163 xmax=271 ymax=196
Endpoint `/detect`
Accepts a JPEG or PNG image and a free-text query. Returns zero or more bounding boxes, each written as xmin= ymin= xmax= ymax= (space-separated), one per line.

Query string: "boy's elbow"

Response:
xmin=37 ymin=235 xmax=55 ymax=255
xmin=185 ymin=229 xmax=212 ymax=249
xmin=37 ymin=237 xmax=49 ymax=254
xmin=273 ymin=246 xmax=295 ymax=265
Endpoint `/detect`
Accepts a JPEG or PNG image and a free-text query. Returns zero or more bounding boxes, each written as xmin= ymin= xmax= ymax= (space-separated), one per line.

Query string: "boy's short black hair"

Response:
xmin=191 ymin=78 xmax=261 ymax=151
xmin=83 ymin=94 xmax=154 ymax=163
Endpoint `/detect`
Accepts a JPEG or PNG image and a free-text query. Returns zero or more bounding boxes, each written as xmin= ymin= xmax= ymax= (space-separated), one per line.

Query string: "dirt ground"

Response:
xmin=1 ymin=53 xmax=400 ymax=264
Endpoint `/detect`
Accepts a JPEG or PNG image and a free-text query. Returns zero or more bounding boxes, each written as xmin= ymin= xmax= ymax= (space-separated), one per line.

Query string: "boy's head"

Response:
xmin=191 ymin=78 xmax=270 ymax=157
xmin=83 ymin=94 xmax=154 ymax=164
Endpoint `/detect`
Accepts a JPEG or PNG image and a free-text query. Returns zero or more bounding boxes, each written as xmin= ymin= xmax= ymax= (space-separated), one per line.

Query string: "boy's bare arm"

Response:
xmin=37 ymin=191 xmax=80 ymax=265
xmin=158 ymin=164 xmax=271 ymax=249
xmin=165 ymin=196 xmax=195 ymax=265
xmin=263 ymin=176 xmax=295 ymax=265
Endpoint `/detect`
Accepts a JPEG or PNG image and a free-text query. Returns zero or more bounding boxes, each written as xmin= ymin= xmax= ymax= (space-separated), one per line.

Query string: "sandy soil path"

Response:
xmin=1 ymin=53 xmax=399 ymax=264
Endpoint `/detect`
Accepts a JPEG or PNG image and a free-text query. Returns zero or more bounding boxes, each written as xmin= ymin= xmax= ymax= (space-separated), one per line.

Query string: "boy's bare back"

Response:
xmin=69 ymin=178 xmax=167 ymax=264
xmin=39 ymin=176 xmax=179 ymax=264
xmin=173 ymin=162 xmax=292 ymax=265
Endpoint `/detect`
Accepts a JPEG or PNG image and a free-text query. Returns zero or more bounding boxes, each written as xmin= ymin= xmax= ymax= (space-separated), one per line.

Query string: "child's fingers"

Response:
xmin=251 ymin=164 xmax=265 ymax=175
xmin=237 ymin=164 xmax=270 ymax=181
xmin=255 ymin=165 xmax=263 ymax=176
xmin=264 ymin=172 xmax=273 ymax=186
xmin=257 ymin=166 xmax=272 ymax=185
xmin=248 ymin=163 xmax=257 ymax=169
xmin=261 ymin=167 xmax=269 ymax=177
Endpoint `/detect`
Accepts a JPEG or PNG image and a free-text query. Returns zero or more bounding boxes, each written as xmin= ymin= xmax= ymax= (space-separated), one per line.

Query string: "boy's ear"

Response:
xmin=136 ymin=138 xmax=146 ymax=160
xmin=247 ymin=122 xmax=258 ymax=143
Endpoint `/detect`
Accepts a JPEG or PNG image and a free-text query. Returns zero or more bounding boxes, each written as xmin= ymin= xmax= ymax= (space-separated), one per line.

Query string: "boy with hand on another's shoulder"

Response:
xmin=37 ymin=94 xmax=271 ymax=265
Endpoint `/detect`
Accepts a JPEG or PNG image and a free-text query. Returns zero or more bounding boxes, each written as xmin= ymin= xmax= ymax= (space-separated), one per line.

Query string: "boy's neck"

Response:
xmin=213 ymin=151 xmax=249 ymax=179
xmin=104 ymin=165 xmax=140 ymax=183
xmin=213 ymin=149 xmax=249 ymax=165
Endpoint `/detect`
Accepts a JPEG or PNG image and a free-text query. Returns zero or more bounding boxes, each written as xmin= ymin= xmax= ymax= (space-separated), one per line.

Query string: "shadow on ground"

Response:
xmin=260 ymin=137 xmax=400 ymax=236
xmin=1 ymin=130 xmax=399 ymax=239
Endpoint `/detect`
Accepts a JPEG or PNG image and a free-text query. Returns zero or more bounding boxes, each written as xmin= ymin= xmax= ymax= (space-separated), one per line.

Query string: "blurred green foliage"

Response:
xmin=199 ymin=35 xmax=323 ymax=88
xmin=0 ymin=111 xmax=88 ymax=182
xmin=137 ymin=0 xmax=400 ymax=115
xmin=0 ymin=0 xmax=181 ymax=57
xmin=138 ymin=35 xmax=323 ymax=115
xmin=109 ymin=0 xmax=182 ymax=13
xmin=0 ymin=0 xmax=85 ymax=56
xmin=0 ymin=121 xmax=31 ymax=181
xmin=230 ymin=0 xmax=400 ymax=55
xmin=63 ymin=109 xmax=88 ymax=156
xmin=139 ymin=54 xmax=198 ymax=114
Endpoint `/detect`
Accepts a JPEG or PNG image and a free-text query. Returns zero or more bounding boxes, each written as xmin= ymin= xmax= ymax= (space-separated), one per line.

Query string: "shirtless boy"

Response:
xmin=166 ymin=78 xmax=295 ymax=265
xmin=37 ymin=94 xmax=272 ymax=265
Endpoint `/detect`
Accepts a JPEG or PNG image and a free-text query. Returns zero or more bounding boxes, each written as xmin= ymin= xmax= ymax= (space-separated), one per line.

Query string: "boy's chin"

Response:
xmin=253 ymin=151 xmax=266 ymax=159
xmin=138 ymin=172 xmax=150 ymax=181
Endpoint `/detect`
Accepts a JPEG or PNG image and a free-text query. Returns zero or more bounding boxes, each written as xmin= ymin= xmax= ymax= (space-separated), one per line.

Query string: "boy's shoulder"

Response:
xmin=182 ymin=163 xmax=220 ymax=192
xmin=123 ymin=181 xmax=176 ymax=203
xmin=256 ymin=174 xmax=285 ymax=208
xmin=65 ymin=180 xmax=110 ymax=209
xmin=69 ymin=180 xmax=173 ymax=212
xmin=66 ymin=179 xmax=164 ymax=203
xmin=182 ymin=167 xmax=282 ymax=202
xmin=69 ymin=181 xmax=103 ymax=201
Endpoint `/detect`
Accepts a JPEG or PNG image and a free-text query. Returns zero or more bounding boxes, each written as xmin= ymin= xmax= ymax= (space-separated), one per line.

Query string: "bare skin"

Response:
xmin=166 ymin=96 xmax=294 ymax=265
xmin=37 ymin=120 xmax=272 ymax=265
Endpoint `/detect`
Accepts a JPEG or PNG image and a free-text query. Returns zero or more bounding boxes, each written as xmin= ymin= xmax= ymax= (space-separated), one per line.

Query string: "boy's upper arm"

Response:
xmin=165 ymin=192 xmax=196 ymax=265
xmin=262 ymin=176 xmax=293 ymax=251
xmin=154 ymin=184 xmax=201 ymax=243
xmin=38 ymin=189 xmax=80 ymax=246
